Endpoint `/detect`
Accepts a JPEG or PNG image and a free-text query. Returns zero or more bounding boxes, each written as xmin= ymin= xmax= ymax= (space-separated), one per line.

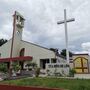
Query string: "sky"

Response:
xmin=0 ymin=0 xmax=90 ymax=53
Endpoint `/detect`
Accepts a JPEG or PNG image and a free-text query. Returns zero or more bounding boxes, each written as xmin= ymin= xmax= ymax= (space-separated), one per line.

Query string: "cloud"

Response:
xmin=82 ymin=42 xmax=90 ymax=51
xmin=74 ymin=51 xmax=89 ymax=54
xmin=0 ymin=0 xmax=90 ymax=52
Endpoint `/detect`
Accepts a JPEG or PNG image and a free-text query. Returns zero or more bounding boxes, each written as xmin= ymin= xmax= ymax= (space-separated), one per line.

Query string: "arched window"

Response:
xmin=19 ymin=48 xmax=25 ymax=57
xmin=74 ymin=57 xmax=89 ymax=73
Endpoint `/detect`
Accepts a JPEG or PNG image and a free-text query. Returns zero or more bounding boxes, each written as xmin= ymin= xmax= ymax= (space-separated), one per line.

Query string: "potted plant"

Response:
xmin=35 ymin=68 xmax=40 ymax=77
xmin=69 ymin=68 xmax=76 ymax=77
xmin=12 ymin=62 xmax=21 ymax=76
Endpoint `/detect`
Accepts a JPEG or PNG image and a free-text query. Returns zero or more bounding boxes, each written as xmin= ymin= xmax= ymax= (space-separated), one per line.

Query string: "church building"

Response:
xmin=0 ymin=11 xmax=68 ymax=75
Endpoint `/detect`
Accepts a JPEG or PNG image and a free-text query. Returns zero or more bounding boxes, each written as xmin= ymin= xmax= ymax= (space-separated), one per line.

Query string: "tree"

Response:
xmin=0 ymin=63 xmax=8 ymax=73
xmin=0 ymin=39 xmax=7 ymax=46
xmin=50 ymin=48 xmax=59 ymax=55
xmin=60 ymin=49 xmax=73 ymax=57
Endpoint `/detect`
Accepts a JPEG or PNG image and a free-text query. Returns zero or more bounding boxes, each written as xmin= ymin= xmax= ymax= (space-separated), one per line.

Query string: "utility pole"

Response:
xmin=9 ymin=11 xmax=16 ymax=77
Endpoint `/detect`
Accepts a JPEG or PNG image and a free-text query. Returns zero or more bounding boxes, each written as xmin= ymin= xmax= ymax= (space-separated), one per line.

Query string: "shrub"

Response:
xmin=12 ymin=62 xmax=21 ymax=72
xmin=78 ymin=85 xmax=86 ymax=90
xmin=25 ymin=62 xmax=37 ymax=70
xmin=35 ymin=68 xmax=40 ymax=77
xmin=0 ymin=63 xmax=8 ymax=73
xmin=69 ymin=69 xmax=76 ymax=77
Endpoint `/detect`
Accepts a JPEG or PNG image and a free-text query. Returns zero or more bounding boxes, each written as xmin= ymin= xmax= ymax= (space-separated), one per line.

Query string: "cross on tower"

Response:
xmin=57 ymin=9 xmax=75 ymax=63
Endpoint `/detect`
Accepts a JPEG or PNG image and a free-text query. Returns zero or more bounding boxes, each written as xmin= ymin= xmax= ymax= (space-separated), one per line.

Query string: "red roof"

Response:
xmin=0 ymin=56 xmax=32 ymax=62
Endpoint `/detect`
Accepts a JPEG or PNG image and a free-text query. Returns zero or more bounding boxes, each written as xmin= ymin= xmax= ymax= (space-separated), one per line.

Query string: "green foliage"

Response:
xmin=26 ymin=62 xmax=40 ymax=77
xmin=31 ymin=62 xmax=37 ymax=68
xmin=0 ymin=63 xmax=8 ymax=73
xmin=1 ymin=78 xmax=90 ymax=90
xmin=12 ymin=62 xmax=21 ymax=72
xmin=26 ymin=62 xmax=37 ymax=69
xmin=61 ymin=49 xmax=73 ymax=57
xmin=0 ymin=39 xmax=7 ymax=46
xmin=50 ymin=48 xmax=59 ymax=55
xmin=35 ymin=68 xmax=40 ymax=77
xmin=69 ymin=69 xmax=76 ymax=77
xmin=78 ymin=85 xmax=86 ymax=90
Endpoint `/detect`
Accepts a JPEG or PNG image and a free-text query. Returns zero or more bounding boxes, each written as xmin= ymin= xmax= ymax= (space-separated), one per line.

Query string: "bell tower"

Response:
xmin=10 ymin=11 xmax=25 ymax=58
xmin=15 ymin=11 xmax=25 ymax=39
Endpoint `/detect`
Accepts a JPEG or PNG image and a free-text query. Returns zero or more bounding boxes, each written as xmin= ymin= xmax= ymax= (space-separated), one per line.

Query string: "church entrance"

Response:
xmin=20 ymin=48 xmax=25 ymax=57
xmin=74 ymin=57 xmax=89 ymax=73
xmin=19 ymin=48 xmax=25 ymax=70
xmin=40 ymin=59 xmax=49 ymax=69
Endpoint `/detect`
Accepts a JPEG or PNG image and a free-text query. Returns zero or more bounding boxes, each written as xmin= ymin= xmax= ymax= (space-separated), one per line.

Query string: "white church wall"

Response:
xmin=11 ymin=35 xmax=21 ymax=57
xmin=20 ymin=41 xmax=56 ymax=67
xmin=0 ymin=39 xmax=11 ymax=58
xmin=0 ymin=35 xmax=22 ymax=58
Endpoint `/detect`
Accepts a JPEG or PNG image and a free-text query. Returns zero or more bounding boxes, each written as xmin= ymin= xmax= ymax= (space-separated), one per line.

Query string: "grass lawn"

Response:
xmin=0 ymin=77 xmax=90 ymax=90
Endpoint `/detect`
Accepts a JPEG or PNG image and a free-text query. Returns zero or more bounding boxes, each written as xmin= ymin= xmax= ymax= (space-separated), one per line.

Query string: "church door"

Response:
xmin=40 ymin=59 xmax=49 ymax=69
xmin=19 ymin=48 xmax=25 ymax=56
xmin=19 ymin=48 xmax=25 ymax=70
xmin=74 ymin=57 xmax=89 ymax=73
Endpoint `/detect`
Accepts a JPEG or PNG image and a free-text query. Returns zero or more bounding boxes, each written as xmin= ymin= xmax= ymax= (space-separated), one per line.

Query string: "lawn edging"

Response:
xmin=0 ymin=84 xmax=62 ymax=90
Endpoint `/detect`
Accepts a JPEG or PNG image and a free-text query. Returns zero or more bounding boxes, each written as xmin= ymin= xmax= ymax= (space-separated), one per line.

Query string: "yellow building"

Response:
xmin=73 ymin=54 xmax=89 ymax=74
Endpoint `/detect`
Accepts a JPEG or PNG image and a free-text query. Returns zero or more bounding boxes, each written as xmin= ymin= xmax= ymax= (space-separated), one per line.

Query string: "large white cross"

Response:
xmin=57 ymin=9 xmax=75 ymax=63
